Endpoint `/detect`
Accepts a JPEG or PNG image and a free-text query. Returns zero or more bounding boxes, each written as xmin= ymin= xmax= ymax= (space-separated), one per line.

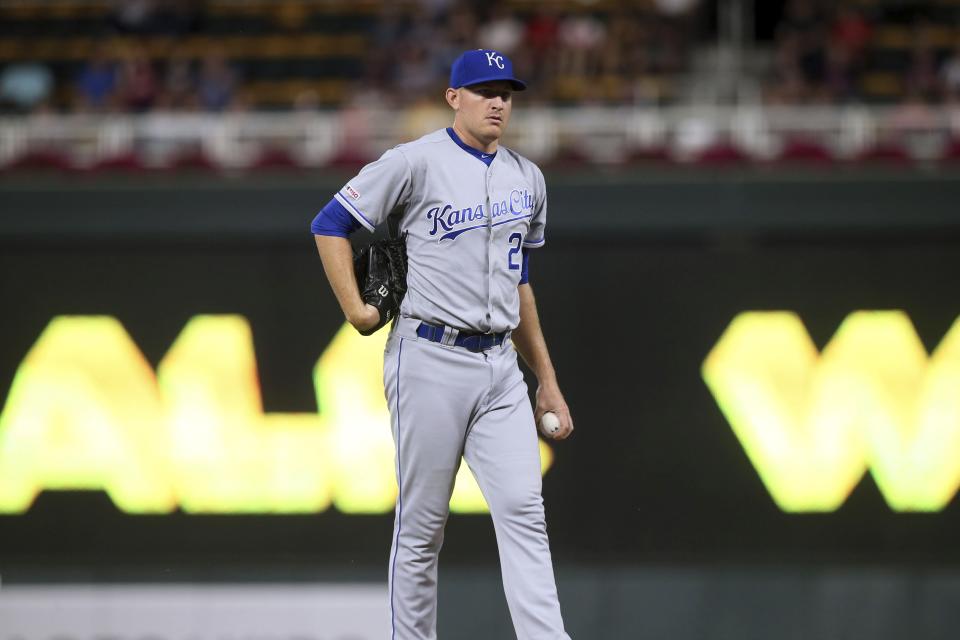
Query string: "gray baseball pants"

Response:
xmin=382 ymin=316 xmax=569 ymax=640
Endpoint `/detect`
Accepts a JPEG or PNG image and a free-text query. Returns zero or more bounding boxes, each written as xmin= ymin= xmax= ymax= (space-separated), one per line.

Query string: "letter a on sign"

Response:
xmin=0 ymin=315 xmax=556 ymax=515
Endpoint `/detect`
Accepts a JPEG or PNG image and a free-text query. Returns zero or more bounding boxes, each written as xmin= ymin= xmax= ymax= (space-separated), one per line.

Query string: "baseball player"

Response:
xmin=311 ymin=49 xmax=574 ymax=639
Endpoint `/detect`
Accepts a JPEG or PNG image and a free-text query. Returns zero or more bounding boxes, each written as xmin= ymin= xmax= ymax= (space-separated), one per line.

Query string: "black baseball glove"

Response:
xmin=353 ymin=233 xmax=408 ymax=336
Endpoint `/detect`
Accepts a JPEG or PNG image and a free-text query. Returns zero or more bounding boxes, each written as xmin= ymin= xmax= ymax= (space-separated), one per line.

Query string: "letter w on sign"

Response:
xmin=702 ymin=311 xmax=960 ymax=513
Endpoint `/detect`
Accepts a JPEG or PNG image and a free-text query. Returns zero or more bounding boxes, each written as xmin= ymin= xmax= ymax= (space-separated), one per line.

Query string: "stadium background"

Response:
xmin=2 ymin=0 xmax=960 ymax=638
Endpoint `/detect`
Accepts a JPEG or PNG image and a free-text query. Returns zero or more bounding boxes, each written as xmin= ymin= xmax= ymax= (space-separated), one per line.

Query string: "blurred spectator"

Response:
xmin=905 ymin=39 xmax=939 ymax=101
xmin=415 ymin=0 xmax=457 ymax=22
xmin=525 ymin=6 xmax=560 ymax=64
xmin=401 ymin=4 xmax=441 ymax=46
xmin=372 ymin=2 xmax=406 ymax=46
xmin=819 ymin=5 xmax=871 ymax=103
xmin=823 ymin=39 xmax=858 ymax=103
xmin=158 ymin=54 xmax=196 ymax=111
xmin=477 ymin=3 xmax=524 ymax=56
xmin=428 ymin=4 xmax=478 ymax=87
xmin=557 ymin=13 xmax=607 ymax=79
xmin=598 ymin=11 xmax=628 ymax=79
xmin=75 ymin=44 xmax=119 ymax=111
xmin=0 ymin=62 xmax=53 ymax=113
xmin=399 ymin=4 xmax=452 ymax=85
xmin=365 ymin=3 xmax=407 ymax=89
xmin=797 ymin=29 xmax=827 ymax=95
xmin=650 ymin=9 xmax=691 ymax=75
xmin=197 ymin=51 xmax=237 ymax=112
xmin=940 ymin=44 xmax=960 ymax=103
xmin=445 ymin=3 xmax=478 ymax=52
xmin=779 ymin=0 xmax=825 ymax=40
xmin=766 ymin=30 xmax=807 ymax=104
xmin=115 ymin=47 xmax=159 ymax=112
xmin=829 ymin=6 xmax=872 ymax=62
xmin=778 ymin=0 xmax=827 ymax=94
xmin=393 ymin=44 xmax=438 ymax=103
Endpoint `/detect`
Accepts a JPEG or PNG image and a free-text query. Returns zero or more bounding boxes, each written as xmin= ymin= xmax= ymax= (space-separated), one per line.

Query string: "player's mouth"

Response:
xmin=486 ymin=115 xmax=503 ymax=125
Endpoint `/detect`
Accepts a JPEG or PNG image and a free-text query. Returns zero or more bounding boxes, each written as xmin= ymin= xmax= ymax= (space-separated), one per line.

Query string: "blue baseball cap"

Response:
xmin=449 ymin=49 xmax=527 ymax=91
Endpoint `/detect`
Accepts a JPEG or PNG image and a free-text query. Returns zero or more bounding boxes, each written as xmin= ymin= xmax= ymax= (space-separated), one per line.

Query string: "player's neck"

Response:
xmin=451 ymin=122 xmax=499 ymax=154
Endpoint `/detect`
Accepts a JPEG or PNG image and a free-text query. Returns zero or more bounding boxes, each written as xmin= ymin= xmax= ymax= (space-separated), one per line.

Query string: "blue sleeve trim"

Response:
xmin=334 ymin=192 xmax=376 ymax=232
xmin=311 ymin=198 xmax=363 ymax=237
xmin=523 ymin=236 xmax=545 ymax=248
xmin=519 ymin=249 xmax=531 ymax=285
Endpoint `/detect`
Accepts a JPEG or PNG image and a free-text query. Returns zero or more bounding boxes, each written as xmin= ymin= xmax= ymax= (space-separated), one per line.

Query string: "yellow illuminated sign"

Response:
xmin=0 ymin=316 xmax=552 ymax=514
xmin=703 ymin=311 xmax=960 ymax=512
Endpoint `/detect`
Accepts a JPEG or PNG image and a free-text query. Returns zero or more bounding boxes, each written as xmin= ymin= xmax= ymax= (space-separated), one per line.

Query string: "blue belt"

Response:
xmin=416 ymin=322 xmax=507 ymax=353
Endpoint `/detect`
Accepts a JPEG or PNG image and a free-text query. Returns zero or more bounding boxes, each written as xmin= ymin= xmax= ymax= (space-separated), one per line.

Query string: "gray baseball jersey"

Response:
xmin=334 ymin=128 xmax=547 ymax=333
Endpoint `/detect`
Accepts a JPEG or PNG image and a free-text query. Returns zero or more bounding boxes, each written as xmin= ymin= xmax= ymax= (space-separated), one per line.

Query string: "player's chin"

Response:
xmin=483 ymin=119 xmax=506 ymax=136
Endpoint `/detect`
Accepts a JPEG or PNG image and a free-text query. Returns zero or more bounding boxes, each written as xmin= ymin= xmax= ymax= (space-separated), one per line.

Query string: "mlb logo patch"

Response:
xmin=345 ymin=185 xmax=361 ymax=200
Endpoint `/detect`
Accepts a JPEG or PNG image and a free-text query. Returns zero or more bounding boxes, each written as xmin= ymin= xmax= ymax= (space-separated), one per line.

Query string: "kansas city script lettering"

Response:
xmin=427 ymin=188 xmax=534 ymax=240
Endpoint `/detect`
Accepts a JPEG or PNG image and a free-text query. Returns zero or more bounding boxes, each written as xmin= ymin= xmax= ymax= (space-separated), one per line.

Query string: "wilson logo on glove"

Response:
xmin=353 ymin=233 xmax=408 ymax=336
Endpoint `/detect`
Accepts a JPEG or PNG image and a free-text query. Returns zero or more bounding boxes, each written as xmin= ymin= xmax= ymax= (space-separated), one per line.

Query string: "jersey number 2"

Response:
xmin=507 ymin=233 xmax=522 ymax=270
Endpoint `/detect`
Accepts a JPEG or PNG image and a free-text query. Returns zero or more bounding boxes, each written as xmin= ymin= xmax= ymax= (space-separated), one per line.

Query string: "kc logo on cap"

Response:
xmin=449 ymin=49 xmax=527 ymax=91
xmin=485 ymin=52 xmax=505 ymax=69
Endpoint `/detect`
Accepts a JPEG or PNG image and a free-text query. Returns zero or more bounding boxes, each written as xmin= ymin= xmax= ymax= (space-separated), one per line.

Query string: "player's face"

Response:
xmin=450 ymin=81 xmax=513 ymax=147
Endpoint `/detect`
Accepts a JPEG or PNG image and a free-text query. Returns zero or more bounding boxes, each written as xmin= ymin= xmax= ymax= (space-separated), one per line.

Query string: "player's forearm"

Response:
xmin=512 ymin=283 xmax=559 ymax=387
xmin=314 ymin=234 xmax=368 ymax=325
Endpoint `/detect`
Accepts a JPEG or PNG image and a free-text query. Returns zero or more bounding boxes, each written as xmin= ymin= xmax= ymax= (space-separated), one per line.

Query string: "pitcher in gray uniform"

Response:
xmin=311 ymin=49 xmax=574 ymax=640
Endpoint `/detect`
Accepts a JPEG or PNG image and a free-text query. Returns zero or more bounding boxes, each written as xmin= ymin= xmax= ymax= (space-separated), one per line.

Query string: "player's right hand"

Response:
xmin=534 ymin=384 xmax=574 ymax=441
xmin=349 ymin=303 xmax=381 ymax=334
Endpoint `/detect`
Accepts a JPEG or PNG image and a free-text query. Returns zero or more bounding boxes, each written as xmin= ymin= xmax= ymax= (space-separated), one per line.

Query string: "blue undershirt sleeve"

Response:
xmin=519 ymin=249 xmax=531 ymax=285
xmin=311 ymin=198 xmax=363 ymax=237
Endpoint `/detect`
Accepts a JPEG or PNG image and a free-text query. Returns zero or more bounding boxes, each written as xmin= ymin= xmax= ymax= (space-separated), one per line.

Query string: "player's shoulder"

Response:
xmin=497 ymin=145 xmax=540 ymax=171
xmin=390 ymin=129 xmax=451 ymax=161
xmin=498 ymin=145 xmax=546 ymax=184
xmin=362 ymin=130 xmax=448 ymax=176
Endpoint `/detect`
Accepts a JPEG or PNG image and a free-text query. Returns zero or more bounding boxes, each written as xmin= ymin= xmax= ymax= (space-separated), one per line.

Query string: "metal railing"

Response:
xmin=3 ymin=105 xmax=960 ymax=170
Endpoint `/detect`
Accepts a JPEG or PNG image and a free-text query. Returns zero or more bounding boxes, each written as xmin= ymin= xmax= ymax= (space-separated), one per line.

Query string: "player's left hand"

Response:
xmin=534 ymin=383 xmax=574 ymax=440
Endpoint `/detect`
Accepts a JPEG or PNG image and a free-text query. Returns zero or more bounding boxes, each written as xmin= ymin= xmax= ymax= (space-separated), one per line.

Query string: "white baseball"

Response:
xmin=539 ymin=411 xmax=561 ymax=435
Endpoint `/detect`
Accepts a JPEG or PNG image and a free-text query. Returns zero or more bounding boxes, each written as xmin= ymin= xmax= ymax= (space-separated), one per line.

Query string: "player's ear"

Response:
xmin=445 ymin=87 xmax=459 ymax=111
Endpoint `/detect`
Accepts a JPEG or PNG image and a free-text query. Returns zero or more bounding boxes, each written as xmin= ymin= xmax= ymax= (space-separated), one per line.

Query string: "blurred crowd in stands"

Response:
xmin=764 ymin=0 xmax=960 ymax=106
xmin=0 ymin=0 xmax=702 ymax=114
xmin=0 ymin=0 xmax=959 ymax=115
xmin=2 ymin=0 xmax=259 ymax=114
xmin=370 ymin=0 xmax=700 ymax=107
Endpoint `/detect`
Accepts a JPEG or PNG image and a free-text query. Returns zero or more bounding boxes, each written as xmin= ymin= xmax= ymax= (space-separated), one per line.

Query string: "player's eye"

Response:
xmin=473 ymin=88 xmax=510 ymax=101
